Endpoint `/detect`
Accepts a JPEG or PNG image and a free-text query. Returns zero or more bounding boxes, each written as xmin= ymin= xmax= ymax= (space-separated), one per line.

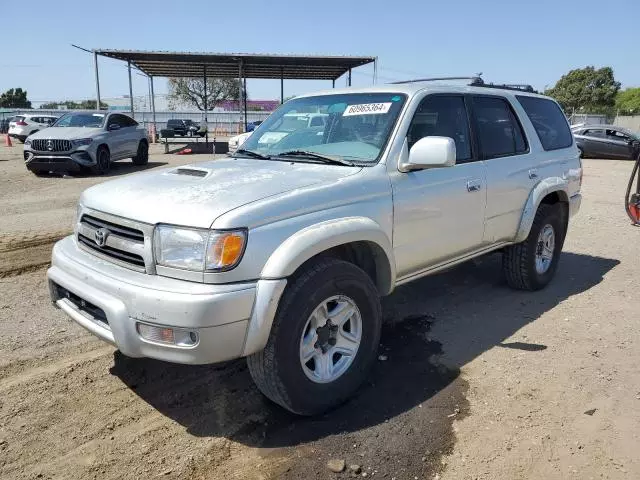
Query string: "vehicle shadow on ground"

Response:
xmin=50 ymin=161 xmax=169 ymax=178
xmin=110 ymin=251 xmax=618 ymax=450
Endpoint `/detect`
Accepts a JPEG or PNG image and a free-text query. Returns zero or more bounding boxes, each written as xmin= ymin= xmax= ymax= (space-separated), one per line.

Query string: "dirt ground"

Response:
xmin=0 ymin=141 xmax=639 ymax=480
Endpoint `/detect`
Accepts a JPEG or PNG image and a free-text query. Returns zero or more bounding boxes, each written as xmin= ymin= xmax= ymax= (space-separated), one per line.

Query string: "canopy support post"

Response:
xmin=204 ymin=65 xmax=208 ymax=147
xmin=348 ymin=68 xmax=352 ymax=86
xmin=150 ymin=76 xmax=157 ymax=143
xmin=280 ymin=67 xmax=284 ymax=104
xmin=93 ymin=51 xmax=101 ymax=110
xmin=238 ymin=60 xmax=244 ymax=133
xmin=127 ymin=60 xmax=134 ymax=118
xmin=243 ymin=76 xmax=247 ymax=131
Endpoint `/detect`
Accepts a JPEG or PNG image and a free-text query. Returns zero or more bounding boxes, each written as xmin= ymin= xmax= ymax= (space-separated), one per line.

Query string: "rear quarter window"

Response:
xmin=516 ymin=96 xmax=573 ymax=151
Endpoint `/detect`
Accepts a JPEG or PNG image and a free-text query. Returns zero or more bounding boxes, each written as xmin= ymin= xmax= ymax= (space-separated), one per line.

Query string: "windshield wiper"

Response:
xmin=275 ymin=150 xmax=355 ymax=166
xmin=233 ymin=148 xmax=271 ymax=160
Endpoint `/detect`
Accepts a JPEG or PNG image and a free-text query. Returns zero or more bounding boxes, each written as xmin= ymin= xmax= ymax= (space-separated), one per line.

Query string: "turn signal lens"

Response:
xmin=206 ymin=231 xmax=247 ymax=271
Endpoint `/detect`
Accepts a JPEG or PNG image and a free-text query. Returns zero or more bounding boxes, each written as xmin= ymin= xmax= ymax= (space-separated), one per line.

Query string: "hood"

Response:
xmin=28 ymin=127 xmax=102 ymax=140
xmin=80 ymin=158 xmax=362 ymax=229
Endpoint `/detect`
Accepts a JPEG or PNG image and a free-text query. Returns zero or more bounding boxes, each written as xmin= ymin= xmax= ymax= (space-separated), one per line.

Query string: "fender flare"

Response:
xmin=514 ymin=177 xmax=569 ymax=243
xmin=242 ymin=217 xmax=395 ymax=357
xmin=260 ymin=217 xmax=396 ymax=294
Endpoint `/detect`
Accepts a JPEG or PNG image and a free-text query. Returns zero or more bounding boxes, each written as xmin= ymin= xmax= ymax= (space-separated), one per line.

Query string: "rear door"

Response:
xmin=119 ymin=115 xmax=140 ymax=155
xmin=472 ymin=94 xmax=534 ymax=243
xmin=105 ymin=114 xmax=129 ymax=157
xmin=581 ymin=128 xmax=607 ymax=157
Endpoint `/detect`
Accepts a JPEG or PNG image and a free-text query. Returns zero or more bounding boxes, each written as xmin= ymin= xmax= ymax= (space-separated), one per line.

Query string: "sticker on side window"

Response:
xmin=342 ymin=103 xmax=392 ymax=116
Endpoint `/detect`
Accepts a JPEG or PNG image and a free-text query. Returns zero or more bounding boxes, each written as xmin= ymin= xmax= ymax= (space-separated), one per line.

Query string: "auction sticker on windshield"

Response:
xmin=343 ymin=103 xmax=392 ymax=116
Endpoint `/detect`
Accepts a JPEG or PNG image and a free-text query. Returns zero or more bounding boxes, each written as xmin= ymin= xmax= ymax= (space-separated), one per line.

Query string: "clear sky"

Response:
xmin=2 ymin=0 xmax=638 ymax=106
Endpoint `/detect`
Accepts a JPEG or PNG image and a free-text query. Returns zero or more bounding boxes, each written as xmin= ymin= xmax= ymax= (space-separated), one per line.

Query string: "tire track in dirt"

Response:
xmin=0 ymin=230 xmax=70 ymax=277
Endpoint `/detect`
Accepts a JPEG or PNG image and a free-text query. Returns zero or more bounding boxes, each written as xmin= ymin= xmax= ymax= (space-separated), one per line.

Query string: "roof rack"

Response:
xmin=390 ymin=76 xmax=537 ymax=93
xmin=475 ymin=82 xmax=537 ymax=93
xmin=391 ymin=76 xmax=483 ymax=85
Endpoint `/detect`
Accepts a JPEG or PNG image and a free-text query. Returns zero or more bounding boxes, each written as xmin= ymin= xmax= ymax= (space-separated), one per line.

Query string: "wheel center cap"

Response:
xmin=315 ymin=321 xmax=338 ymax=353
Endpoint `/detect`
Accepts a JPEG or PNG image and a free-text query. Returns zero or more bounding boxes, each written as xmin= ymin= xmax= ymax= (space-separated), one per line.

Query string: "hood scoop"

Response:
xmin=171 ymin=167 xmax=209 ymax=178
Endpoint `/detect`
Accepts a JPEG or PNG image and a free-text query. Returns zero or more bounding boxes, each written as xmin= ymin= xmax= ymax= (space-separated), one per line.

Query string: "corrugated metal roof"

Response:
xmin=94 ymin=49 xmax=375 ymax=80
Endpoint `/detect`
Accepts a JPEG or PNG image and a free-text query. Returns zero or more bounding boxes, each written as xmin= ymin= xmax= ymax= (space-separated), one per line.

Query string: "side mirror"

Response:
xmin=108 ymin=123 xmax=120 ymax=131
xmin=399 ymin=136 xmax=456 ymax=172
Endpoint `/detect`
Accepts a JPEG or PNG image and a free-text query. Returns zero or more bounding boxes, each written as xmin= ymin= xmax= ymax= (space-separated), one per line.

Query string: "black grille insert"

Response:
xmin=78 ymin=234 xmax=145 ymax=267
xmin=31 ymin=139 xmax=72 ymax=152
xmin=53 ymin=283 xmax=108 ymax=327
xmin=81 ymin=215 xmax=144 ymax=242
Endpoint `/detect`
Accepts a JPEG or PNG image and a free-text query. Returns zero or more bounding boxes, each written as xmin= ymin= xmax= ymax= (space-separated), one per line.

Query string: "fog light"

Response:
xmin=136 ymin=323 xmax=198 ymax=347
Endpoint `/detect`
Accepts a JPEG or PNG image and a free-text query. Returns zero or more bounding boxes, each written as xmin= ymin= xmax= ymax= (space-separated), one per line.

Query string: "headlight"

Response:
xmin=72 ymin=138 xmax=93 ymax=146
xmin=24 ymin=138 xmax=32 ymax=146
xmin=153 ymin=225 xmax=247 ymax=272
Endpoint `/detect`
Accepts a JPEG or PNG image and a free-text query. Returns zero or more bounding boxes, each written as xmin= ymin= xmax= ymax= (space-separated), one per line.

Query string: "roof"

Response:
xmin=295 ymin=82 xmax=548 ymax=99
xmin=94 ymin=49 xmax=375 ymax=80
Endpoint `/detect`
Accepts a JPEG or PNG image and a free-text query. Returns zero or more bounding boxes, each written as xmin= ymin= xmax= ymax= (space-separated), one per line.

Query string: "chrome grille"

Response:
xmin=78 ymin=214 xmax=147 ymax=271
xmin=31 ymin=139 xmax=72 ymax=152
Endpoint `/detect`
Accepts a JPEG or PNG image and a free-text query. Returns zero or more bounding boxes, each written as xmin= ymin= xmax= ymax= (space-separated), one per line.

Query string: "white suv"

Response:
xmin=8 ymin=114 xmax=58 ymax=142
xmin=23 ymin=111 xmax=149 ymax=176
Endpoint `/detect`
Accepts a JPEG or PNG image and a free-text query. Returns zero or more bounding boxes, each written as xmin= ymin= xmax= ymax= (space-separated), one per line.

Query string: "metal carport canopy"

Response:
xmin=93 ymin=49 xmax=375 ymax=80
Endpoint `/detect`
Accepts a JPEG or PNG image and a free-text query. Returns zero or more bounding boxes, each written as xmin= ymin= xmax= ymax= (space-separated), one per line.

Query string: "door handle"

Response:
xmin=528 ymin=168 xmax=538 ymax=179
xmin=466 ymin=179 xmax=482 ymax=192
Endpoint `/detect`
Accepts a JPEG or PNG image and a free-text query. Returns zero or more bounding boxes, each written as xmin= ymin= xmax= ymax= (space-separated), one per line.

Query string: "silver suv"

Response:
xmin=47 ymin=80 xmax=582 ymax=415
xmin=24 ymin=111 xmax=149 ymax=175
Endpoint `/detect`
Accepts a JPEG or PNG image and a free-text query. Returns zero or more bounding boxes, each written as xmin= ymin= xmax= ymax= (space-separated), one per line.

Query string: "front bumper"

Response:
xmin=47 ymin=236 xmax=270 ymax=364
xmin=24 ymin=150 xmax=95 ymax=172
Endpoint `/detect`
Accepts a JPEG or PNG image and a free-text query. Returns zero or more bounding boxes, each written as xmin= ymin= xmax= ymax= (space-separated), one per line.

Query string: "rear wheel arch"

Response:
xmin=515 ymin=180 xmax=570 ymax=243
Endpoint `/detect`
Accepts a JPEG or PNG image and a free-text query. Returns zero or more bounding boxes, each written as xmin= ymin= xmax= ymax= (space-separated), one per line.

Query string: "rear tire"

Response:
xmin=132 ymin=140 xmax=149 ymax=166
xmin=503 ymin=203 xmax=565 ymax=291
xmin=247 ymin=258 xmax=382 ymax=415
xmin=92 ymin=146 xmax=111 ymax=175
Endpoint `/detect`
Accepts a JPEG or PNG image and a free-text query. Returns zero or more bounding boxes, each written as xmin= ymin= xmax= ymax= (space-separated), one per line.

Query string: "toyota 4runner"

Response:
xmin=47 ymin=79 xmax=582 ymax=415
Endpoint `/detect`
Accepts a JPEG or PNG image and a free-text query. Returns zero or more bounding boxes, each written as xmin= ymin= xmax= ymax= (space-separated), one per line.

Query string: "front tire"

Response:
xmin=247 ymin=258 xmax=382 ymax=415
xmin=132 ymin=140 xmax=149 ymax=166
xmin=92 ymin=146 xmax=111 ymax=175
xmin=503 ymin=203 xmax=565 ymax=290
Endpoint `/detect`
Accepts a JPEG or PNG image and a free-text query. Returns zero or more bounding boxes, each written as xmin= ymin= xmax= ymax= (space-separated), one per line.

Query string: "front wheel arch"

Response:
xmin=260 ymin=218 xmax=396 ymax=296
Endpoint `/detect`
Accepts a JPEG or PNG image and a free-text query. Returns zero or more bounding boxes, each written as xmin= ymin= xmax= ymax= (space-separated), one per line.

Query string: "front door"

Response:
xmin=390 ymin=94 xmax=487 ymax=279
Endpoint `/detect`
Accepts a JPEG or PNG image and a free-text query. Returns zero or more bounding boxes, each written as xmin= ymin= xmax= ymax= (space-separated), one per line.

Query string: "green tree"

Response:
xmin=168 ymin=77 xmax=242 ymax=111
xmin=0 ymin=88 xmax=31 ymax=108
xmin=615 ymin=88 xmax=640 ymax=115
xmin=40 ymin=100 xmax=108 ymax=110
xmin=545 ymin=66 xmax=620 ymax=114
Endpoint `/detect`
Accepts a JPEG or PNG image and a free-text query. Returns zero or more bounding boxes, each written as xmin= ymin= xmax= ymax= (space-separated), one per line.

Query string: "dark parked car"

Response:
xmin=572 ymin=125 xmax=640 ymax=160
xmin=166 ymin=119 xmax=204 ymax=137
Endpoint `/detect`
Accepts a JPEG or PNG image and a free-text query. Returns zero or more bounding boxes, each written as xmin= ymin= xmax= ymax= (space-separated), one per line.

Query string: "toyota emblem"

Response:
xmin=94 ymin=228 xmax=109 ymax=247
xmin=46 ymin=140 xmax=54 ymax=151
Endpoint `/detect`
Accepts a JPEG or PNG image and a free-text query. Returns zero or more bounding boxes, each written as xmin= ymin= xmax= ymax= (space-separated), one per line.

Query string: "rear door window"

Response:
xmin=516 ymin=96 xmax=573 ymax=151
xmin=472 ymin=96 xmax=528 ymax=159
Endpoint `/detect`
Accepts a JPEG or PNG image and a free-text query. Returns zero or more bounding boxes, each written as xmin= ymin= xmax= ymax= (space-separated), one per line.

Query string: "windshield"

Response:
xmin=53 ymin=113 xmax=105 ymax=128
xmin=238 ymin=92 xmax=407 ymax=163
